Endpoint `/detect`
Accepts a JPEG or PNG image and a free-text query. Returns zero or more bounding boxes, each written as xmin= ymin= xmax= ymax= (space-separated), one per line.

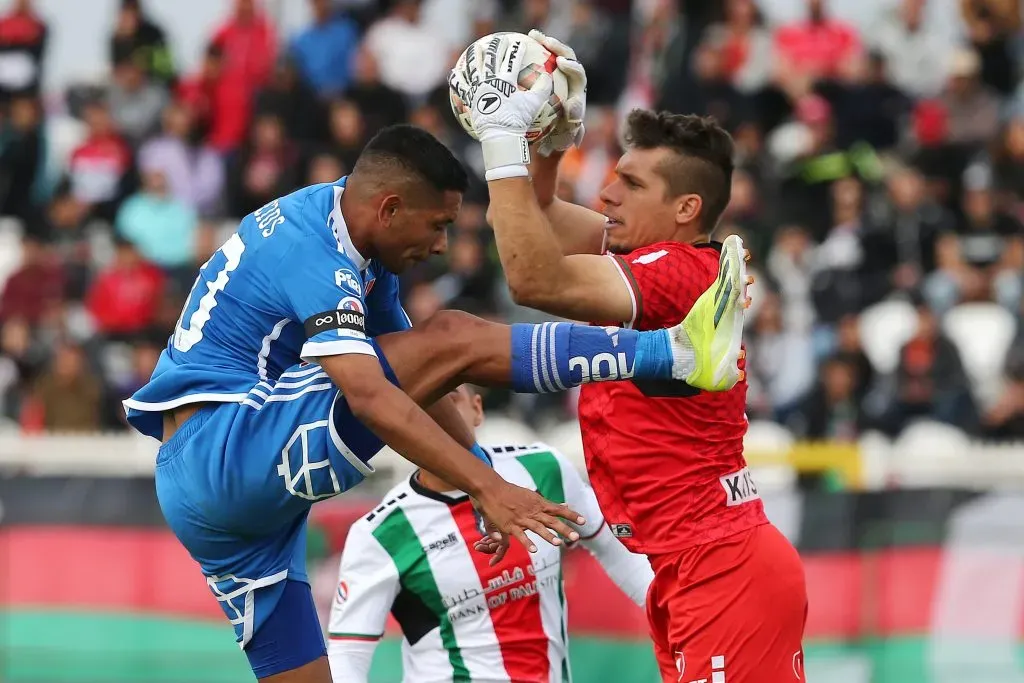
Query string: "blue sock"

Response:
xmin=510 ymin=322 xmax=674 ymax=393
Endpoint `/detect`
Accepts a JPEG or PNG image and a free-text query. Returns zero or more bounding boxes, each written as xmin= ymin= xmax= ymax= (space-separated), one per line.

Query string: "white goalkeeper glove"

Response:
xmin=463 ymin=33 xmax=554 ymax=181
xmin=527 ymin=29 xmax=587 ymax=157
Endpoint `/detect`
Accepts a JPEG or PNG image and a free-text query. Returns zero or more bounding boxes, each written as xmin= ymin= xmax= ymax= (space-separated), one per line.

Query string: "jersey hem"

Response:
xmin=122 ymin=393 xmax=249 ymax=414
xmin=328 ymin=393 xmax=377 ymax=476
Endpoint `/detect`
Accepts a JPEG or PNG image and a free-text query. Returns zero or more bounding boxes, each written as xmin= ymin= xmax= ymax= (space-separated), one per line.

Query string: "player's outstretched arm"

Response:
xmin=319 ymin=352 xmax=583 ymax=553
xmin=464 ymin=33 xmax=635 ymax=324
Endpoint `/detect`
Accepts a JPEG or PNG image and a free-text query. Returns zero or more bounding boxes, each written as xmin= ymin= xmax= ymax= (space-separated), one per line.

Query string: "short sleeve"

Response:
xmin=327 ymin=520 xmax=401 ymax=642
xmin=551 ymin=449 xmax=606 ymax=540
xmin=365 ymin=270 xmax=412 ymax=337
xmin=607 ymin=243 xmax=714 ymax=330
xmin=276 ymin=236 xmax=377 ymax=361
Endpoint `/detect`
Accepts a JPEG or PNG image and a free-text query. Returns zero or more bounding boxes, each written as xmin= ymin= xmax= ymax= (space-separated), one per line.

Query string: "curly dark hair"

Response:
xmin=624 ymin=110 xmax=735 ymax=231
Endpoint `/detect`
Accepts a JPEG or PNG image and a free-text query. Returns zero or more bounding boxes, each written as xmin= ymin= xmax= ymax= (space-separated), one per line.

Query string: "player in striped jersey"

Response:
xmin=328 ymin=386 xmax=653 ymax=683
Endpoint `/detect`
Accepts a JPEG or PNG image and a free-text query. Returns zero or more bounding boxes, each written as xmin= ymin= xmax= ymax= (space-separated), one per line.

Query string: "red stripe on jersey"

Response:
xmin=450 ymin=501 xmax=550 ymax=682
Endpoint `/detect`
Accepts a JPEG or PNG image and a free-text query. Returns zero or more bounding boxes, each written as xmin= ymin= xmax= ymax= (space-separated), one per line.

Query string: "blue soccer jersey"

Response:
xmin=124 ymin=176 xmax=410 ymax=440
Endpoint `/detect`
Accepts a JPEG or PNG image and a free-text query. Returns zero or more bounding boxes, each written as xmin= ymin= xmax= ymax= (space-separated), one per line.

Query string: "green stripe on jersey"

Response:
xmin=516 ymin=450 xmax=572 ymax=681
xmin=515 ymin=451 xmax=565 ymax=504
xmin=372 ymin=508 xmax=470 ymax=681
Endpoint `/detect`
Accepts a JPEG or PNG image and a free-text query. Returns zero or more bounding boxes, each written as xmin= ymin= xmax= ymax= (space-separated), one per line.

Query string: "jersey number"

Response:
xmin=173 ymin=234 xmax=246 ymax=352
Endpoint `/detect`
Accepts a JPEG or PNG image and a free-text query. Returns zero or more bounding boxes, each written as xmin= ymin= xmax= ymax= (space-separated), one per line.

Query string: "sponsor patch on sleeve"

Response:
xmin=304 ymin=297 xmax=366 ymax=338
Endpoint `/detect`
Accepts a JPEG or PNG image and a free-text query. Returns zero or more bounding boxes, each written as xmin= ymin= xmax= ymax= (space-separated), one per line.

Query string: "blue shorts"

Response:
xmin=154 ymin=350 xmax=398 ymax=676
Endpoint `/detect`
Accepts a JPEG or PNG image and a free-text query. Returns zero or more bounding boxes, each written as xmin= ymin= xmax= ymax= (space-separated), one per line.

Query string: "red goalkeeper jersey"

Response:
xmin=578 ymin=240 xmax=767 ymax=555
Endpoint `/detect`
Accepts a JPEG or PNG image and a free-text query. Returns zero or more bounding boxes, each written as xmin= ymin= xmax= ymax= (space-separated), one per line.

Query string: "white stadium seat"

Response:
xmin=858 ymin=299 xmax=919 ymax=374
xmin=941 ymin=303 xmax=1017 ymax=408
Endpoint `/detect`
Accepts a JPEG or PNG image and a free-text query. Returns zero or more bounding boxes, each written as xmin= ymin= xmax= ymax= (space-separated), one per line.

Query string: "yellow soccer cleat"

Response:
xmin=671 ymin=234 xmax=750 ymax=392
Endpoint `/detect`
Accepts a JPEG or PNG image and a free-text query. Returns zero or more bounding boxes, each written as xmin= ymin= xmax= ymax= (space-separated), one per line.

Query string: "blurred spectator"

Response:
xmin=321 ymin=99 xmax=367 ymax=175
xmin=765 ymin=225 xmax=816 ymax=332
xmin=0 ymin=94 xmax=45 ymax=220
xmin=794 ymin=355 xmax=864 ymax=441
xmin=884 ymin=298 xmax=977 ymax=434
xmin=177 ymin=43 xmax=251 ymax=153
xmin=108 ymin=50 xmax=169 ymax=144
xmin=687 ymin=39 xmax=749 ymax=132
xmin=305 ymin=152 xmax=345 ymax=185
xmin=66 ymin=97 xmax=134 ymax=220
xmin=960 ymin=0 xmax=1018 ymax=95
xmin=698 ymin=0 xmax=772 ymax=95
xmin=210 ymin=0 xmax=276 ymax=94
xmin=0 ymin=317 xmax=44 ymax=421
xmin=0 ymin=235 xmax=63 ymax=327
xmin=289 ymin=0 xmax=360 ymax=97
xmin=0 ymin=0 xmax=47 ymax=98
xmin=833 ymin=314 xmax=875 ymax=404
xmin=773 ymin=0 xmax=862 ymax=82
xmin=364 ymin=0 xmax=450 ymax=100
xmin=870 ymin=0 xmax=952 ymax=98
xmin=343 ymin=45 xmax=408 ymax=133
xmin=109 ymin=0 xmax=175 ymax=86
xmin=86 ymin=238 xmax=165 ymax=340
xmin=227 ymin=113 xmax=299 ymax=218
xmin=746 ymin=291 xmax=816 ymax=423
xmin=26 ymin=188 xmax=91 ymax=301
xmin=559 ymin=107 xmax=620 ymax=210
xmin=986 ymin=115 xmax=1024 ymax=207
xmin=939 ymin=47 xmax=1001 ymax=147
xmin=404 ymin=280 xmax=444 ymax=324
xmin=561 ymin=0 xmax=630 ymax=107
xmin=255 ymin=57 xmax=328 ymax=144
xmin=822 ymin=52 xmax=910 ymax=151
xmin=137 ymin=102 xmax=225 ymax=218
xmin=116 ymin=167 xmax=198 ymax=288
xmin=926 ymin=169 xmax=1024 ymax=313
xmin=26 ymin=340 xmax=102 ymax=432
xmin=104 ymin=334 xmax=162 ymax=429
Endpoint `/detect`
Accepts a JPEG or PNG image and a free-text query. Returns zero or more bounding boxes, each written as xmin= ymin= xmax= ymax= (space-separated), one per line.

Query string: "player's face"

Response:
xmin=448 ymin=386 xmax=484 ymax=428
xmin=599 ymin=148 xmax=695 ymax=254
xmin=377 ymin=190 xmax=461 ymax=273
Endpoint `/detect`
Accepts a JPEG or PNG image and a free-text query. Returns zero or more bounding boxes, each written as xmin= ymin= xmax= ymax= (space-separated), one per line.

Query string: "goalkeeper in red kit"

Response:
xmin=454 ymin=31 xmax=808 ymax=683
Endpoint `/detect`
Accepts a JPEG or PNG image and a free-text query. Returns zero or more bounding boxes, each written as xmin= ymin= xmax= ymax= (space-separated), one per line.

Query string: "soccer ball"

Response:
xmin=448 ymin=32 xmax=569 ymax=142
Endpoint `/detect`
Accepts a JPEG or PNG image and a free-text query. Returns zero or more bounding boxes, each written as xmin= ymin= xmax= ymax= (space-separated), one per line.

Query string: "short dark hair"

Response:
xmin=624 ymin=110 xmax=735 ymax=231
xmin=354 ymin=124 xmax=469 ymax=195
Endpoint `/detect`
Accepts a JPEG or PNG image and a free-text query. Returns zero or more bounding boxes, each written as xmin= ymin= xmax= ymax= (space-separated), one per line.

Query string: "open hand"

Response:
xmin=471 ymin=480 xmax=584 ymax=566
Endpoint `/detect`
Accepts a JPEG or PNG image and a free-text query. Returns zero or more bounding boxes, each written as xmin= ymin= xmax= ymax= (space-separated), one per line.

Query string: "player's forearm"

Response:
xmin=523 ymin=150 xmax=605 ymax=256
xmin=488 ymin=177 xmax=570 ymax=307
xmin=426 ymin=394 xmax=476 ymax=449
xmin=584 ymin=525 xmax=655 ymax=607
xmin=529 ymin=148 xmax=562 ymax=209
xmin=349 ymin=382 xmax=498 ymax=497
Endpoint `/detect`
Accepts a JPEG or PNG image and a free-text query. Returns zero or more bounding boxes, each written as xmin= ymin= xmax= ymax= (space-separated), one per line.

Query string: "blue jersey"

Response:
xmin=124 ymin=176 xmax=411 ymax=440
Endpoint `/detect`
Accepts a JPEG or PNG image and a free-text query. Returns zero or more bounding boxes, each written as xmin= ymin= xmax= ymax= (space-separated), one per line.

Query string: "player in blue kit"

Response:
xmin=124 ymin=125 xmax=748 ymax=683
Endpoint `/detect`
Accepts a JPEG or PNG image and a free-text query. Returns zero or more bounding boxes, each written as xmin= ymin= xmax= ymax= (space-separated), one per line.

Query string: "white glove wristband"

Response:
xmin=481 ymin=134 xmax=531 ymax=181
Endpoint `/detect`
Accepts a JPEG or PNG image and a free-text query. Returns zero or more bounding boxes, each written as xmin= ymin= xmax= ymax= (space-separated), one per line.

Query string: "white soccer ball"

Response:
xmin=448 ymin=32 xmax=569 ymax=143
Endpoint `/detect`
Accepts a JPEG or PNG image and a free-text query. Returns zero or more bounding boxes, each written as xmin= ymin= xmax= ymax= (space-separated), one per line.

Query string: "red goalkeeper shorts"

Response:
xmin=646 ymin=523 xmax=808 ymax=683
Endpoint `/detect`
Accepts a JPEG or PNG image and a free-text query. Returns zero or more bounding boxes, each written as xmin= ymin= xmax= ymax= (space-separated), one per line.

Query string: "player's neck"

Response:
xmin=339 ymin=183 xmax=377 ymax=260
xmin=415 ymin=469 xmax=462 ymax=495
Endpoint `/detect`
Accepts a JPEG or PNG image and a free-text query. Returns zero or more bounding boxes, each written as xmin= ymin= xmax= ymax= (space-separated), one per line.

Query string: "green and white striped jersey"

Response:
xmin=327 ymin=443 xmax=651 ymax=683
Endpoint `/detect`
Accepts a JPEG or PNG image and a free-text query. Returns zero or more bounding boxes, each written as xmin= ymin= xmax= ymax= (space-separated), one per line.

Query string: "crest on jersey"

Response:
xmin=338 ymin=296 xmax=365 ymax=314
xmin=336 ymin=579 xmax=349 ymax=605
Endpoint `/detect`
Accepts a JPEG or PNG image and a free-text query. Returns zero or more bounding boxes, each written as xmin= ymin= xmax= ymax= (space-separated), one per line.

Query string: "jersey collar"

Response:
xmin=330 ymin=179 xmax=369 ymax=271
xmin=409 ymin=471 xmax=469 ymax=505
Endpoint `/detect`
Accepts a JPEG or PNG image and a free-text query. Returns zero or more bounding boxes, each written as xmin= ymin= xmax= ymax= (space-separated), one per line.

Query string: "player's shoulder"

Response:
xmin=621 ymin=240 xmax=721 ymax=268
xmin=487 ymin=442 xmax=572 ymax=476
xmin=240 ymin=181 xmax=341 ymax=253
xmin=353 ymin=477 xmax=418 ymax=532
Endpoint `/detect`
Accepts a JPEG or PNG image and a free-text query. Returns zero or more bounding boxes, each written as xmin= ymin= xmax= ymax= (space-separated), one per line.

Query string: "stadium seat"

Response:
xmin=744 ymin=419 xmax=795 ymax=453
xmin=895 ymin=420 xmax=972 ymax=460
xmin=941 ymin=303 xmax=1018 ymax=408
xmin=743 ymin=420 xmax=797 ymax=492
xmin=857 ymin=299 xmax=919 ymax=375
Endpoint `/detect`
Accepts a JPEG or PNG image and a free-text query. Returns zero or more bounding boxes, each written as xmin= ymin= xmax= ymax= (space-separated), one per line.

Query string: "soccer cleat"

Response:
xmin=671 ymin=234 xmax=749 ymax=392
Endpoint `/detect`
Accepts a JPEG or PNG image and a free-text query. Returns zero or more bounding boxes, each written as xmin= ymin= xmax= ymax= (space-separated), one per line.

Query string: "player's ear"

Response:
xmin=379 ymin=195 xmax=401 ymax=228
xmin=675 ymin=193 xmax=702 ymax=227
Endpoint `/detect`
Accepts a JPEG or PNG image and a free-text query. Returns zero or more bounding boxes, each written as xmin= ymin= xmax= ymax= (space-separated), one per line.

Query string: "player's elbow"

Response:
xmin=508 ymin=278 xmax=557 ymax=309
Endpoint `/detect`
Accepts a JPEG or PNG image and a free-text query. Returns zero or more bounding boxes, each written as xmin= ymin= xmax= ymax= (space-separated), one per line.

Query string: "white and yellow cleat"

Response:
xmin=670 ymin=234 xmax=751 ymax=392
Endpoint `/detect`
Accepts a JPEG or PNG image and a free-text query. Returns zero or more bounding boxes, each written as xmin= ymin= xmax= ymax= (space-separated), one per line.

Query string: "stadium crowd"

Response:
xmin=0 ymin=0 xmax=1022 ymax=441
